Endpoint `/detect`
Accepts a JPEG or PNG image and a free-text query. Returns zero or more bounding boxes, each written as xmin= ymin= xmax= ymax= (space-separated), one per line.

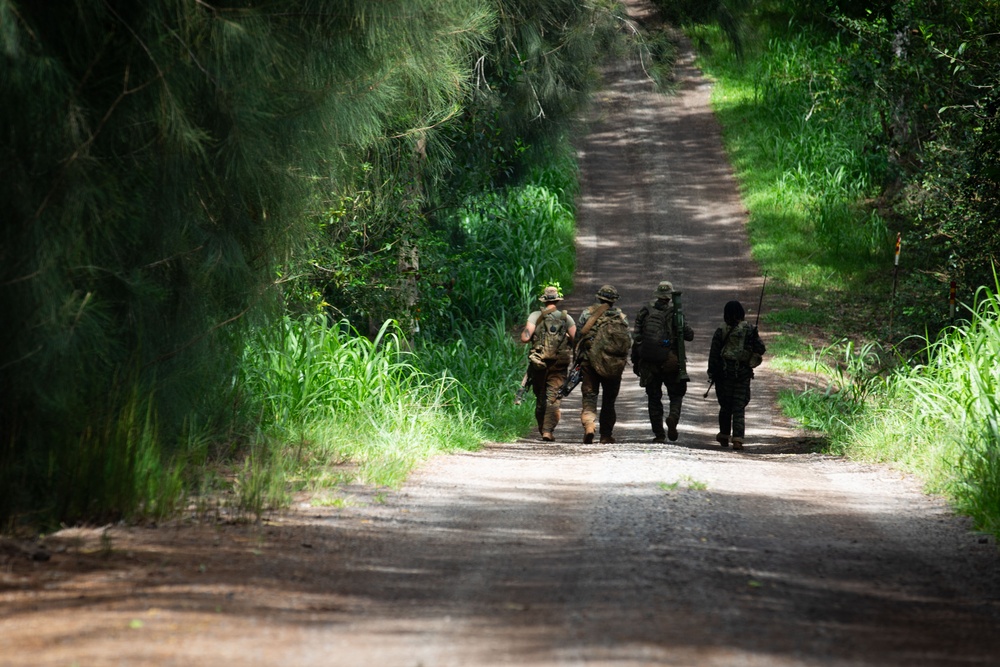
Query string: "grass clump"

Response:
xmin=778 ymin=289 xmax=1000 ymax=535
xmin=240 ymin=317 xmax=483 ymax=496
xmin=850 ymin=288 xmax=1000 ymax=534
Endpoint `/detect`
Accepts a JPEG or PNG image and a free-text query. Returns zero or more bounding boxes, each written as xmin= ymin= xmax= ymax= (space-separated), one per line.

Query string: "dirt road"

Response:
xmin=2 ymin=2 xmax=999 ymax=665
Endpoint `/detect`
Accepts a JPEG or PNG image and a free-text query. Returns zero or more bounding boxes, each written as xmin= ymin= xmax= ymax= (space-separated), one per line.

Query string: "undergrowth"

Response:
xmin=691 ymin=15 xmax=1000 ymax=536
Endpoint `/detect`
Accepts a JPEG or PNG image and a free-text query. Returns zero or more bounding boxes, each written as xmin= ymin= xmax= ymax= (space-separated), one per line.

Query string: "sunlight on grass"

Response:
xmin=230 ymin=150 xmax=578 ymax=511
xmin=684 ymin=13 xmax=1000 ymax=538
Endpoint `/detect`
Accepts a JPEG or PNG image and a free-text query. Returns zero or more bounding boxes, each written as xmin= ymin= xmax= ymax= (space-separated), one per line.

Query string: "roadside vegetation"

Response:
xmin=659 ymin=0 xmax=1000 ymax=536
xmin=1 ymin=0 xmax=631 ymax=528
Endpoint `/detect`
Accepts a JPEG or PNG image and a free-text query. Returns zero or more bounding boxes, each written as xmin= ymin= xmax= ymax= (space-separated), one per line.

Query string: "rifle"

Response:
xmin=673 ymin=290 xmax=689 ymax=382
xmin=553 ymin=303 xmax=607 ymax=403
xmin=705 ymin=274 xmax=767 ymax=398
xmin=514 ymin=370 xmax=529 ymax=405
xmin=553 ymin=359 xmax=583 ymax=402
xmin=749 ymin=273 xmax=767 ymax=346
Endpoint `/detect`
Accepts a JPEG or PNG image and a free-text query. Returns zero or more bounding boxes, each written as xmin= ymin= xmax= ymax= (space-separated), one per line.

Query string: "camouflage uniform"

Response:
xmin=523 ymin=287 xmax=576 ymax=441
xmin=576 ymin=285 xmax=629 ymax=444
xmin=632 ymin=281 xmax=694 ymax=442
xmin=708 ymin=300 xmax=766 ymax=450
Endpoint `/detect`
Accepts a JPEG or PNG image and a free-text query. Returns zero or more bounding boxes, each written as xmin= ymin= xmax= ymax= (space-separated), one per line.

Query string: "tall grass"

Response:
xmin=779 ymin=287 xmax=1000 ymax=536
xmin=241 ymin=317 xmax=484 ymax=495
xmin=446 ymin=183 xmax=576 ymax=327
xmin=417 ymin=319 xmax=535 ymax=440
xmin=2 ymin=369 xmax=190 ymax=528
xmin=848 ymin=288 xmax=1000 ymax=534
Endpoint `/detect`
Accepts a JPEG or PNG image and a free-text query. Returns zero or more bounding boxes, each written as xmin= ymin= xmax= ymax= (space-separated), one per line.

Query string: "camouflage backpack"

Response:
xmin=588 ymin=310 xmax=632 ymax=377
xmin=529 ymin=309 xmax=571 ymax=368
xmin=721 ymin=321 xmax=764 ymax=370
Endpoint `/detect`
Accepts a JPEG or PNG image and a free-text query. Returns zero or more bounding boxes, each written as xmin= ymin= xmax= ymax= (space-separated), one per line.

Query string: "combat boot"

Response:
xmin=666 ymin=415 xmax=679 ymax=442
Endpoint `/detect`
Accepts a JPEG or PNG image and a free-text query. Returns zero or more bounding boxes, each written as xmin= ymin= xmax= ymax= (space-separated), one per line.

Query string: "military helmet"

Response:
xmin=596 ymin=284 xmax=619 ymax=302
xmin=654 ymin=280 xmax=674 ymax=298
xmin=538 ymin=285 xmax=563 ymax=303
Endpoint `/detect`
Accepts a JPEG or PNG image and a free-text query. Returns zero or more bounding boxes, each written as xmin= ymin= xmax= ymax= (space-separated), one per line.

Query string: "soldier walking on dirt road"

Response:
xmin=631 ymin=281 xmax=694 ymax=443
xmin=575 ymin=285 xmax=632 ymax=444
xmin=708 ymin=300 xmax=766 ymax=450
xmin=521 ymin=286 xmax=576 ymax=441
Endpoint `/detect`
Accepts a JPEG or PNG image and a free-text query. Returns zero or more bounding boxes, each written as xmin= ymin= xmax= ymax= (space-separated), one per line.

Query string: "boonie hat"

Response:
xmin=655 ymin=281 xmax=674 ymax=298
xmin=539 ymin=286 xmax=563 ymax=302
xmin=596 ymin=285 xmax=619 ymax=302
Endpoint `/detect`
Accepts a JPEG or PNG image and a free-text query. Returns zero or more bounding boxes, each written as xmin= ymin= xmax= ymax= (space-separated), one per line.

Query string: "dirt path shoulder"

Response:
xmin=2 ymin=3 xmax=999 ymax=666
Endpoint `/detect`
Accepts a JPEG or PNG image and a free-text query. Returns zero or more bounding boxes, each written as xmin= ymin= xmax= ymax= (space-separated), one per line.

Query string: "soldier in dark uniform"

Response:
xmin=631 ymin=281 xmax=694 ymax=443
xmin=708 ymin=300 xmax=766 ymax=450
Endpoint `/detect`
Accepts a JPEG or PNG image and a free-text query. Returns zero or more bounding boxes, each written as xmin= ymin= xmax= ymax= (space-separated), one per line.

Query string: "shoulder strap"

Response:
xmin=578 ymin=303 xmax=610 ymax=339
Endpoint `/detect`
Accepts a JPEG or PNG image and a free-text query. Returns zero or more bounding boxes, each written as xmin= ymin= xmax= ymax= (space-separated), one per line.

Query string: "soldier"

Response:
xmin=708 ymin=300 xmax=766 ymax=450
xmin=575 ymin=285 xmax=632 ymax=444
xmin=631 ymin=281 xmax=694 ymax=443
xmin=520 ymin=286 xmax=576 ymax=441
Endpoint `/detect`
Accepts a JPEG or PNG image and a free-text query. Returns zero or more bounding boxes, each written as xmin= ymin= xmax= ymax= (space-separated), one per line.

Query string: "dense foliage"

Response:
xmin=833 ymin=0 xmax=1000 ymax=299
xmin=1 ymin=0 xmax=621 ymax=526
xmin=673 ymin=0 xmax=1000 ymax=535
xmin=659 ymin=0 xmax=1000 ymax=333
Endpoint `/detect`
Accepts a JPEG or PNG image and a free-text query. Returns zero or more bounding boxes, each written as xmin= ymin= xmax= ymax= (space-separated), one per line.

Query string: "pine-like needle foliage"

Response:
xmin=0 ymin=0 xmax=491 ymax=525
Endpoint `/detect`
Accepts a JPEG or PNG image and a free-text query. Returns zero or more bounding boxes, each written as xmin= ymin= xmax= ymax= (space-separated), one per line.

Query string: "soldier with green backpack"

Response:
xmin=575 ymin=285 xmax=631 ymax=444
xmin=520 ymin=285 xmax=577 ymax=441
xmin=631 ymin=281 xmax=694 ymax=443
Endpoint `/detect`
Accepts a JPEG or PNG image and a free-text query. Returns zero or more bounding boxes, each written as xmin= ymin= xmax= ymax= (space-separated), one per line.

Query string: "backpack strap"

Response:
xmin=575 ymin=303 xmax=609 ymax=356
xmin=531 ymin=303 xmax=560 ymax=341
xmin=578 ymin=303 xmax=610 ymax=339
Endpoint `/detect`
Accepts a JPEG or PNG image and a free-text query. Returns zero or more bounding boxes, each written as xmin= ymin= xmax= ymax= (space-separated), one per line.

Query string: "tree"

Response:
xmin=0 ymin=0 xmax=491 ymax=523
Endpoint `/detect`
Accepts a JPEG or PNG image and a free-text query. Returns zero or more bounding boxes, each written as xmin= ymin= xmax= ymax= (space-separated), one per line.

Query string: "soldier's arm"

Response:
xmin=632 ymin=307 xmax=647 ymax=341
xmin=520 ymin=311 xmax=540 ymax=343
xmin=708 ymin=328 xmax=724 ymax=379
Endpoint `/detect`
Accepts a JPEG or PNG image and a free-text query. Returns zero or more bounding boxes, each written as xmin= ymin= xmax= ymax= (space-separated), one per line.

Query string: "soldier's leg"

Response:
xmin=730 ymin=379 xmax=752 ymax=441
xmin=531 ymin=366 xmax=547 ymax=435
xmin=715 ymin=380 xmax=734 ymax=446
xmin=580 ymin=365 xmax=599 ymax=443
xmin=645 ymin=375 xmax=665 ymax=440
xmin=541 ymin=363 xmax=566 ymax=439
xmin=665 ymin=378 xmax=688 ymax=441
xmin=598 ymin=374 xmax=622 ymax=442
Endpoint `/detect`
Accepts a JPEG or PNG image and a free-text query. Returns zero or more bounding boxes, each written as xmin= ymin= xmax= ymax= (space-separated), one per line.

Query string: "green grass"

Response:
xmin=847 ymin=288 xmax=1000 ymax=533
xmin=226 ymin=149 xmax=578 ymax=515
xmin=659 ymin=476 xmax=708 ymax=492
xmin=775 ymin=286 xmax=1000 ymax=536
xmin=692 ymin=22 xmax=894 ymax=344
xmin=240 ymin=316 xmax=485 ymax=498
xmin=689 ymin=18 xmax=1000 ymax=536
